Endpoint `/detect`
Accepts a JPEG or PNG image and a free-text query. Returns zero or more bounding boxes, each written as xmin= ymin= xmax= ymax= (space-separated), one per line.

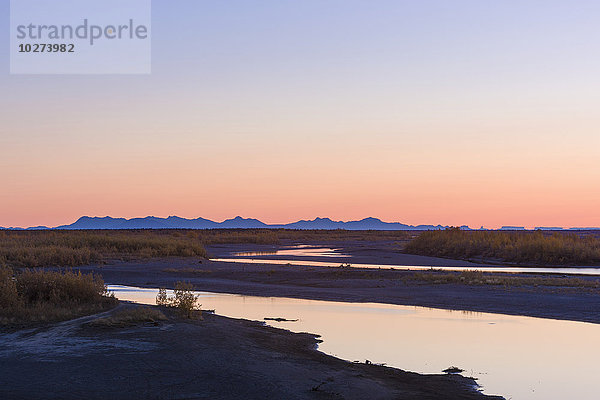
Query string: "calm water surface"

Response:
xmin=233 ymin=245 xmax=350 ymax=258
xmin=109 ymin=285 xmax=600 ymax=400
xmin=214 ymin=257 xmax=600 ymax=275
xmin=217 ymin=245 xmax=600 ymax=276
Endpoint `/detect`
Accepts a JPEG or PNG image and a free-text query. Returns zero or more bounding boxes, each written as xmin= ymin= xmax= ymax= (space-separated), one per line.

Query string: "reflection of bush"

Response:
xmin=405 ymin=228 xmax=600 ymax=265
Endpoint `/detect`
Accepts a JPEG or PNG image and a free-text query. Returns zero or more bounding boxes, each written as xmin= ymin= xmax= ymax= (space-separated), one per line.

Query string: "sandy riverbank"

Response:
xmin=0 ymin=303 xmax=500 ymax=400
xmin=77 ymin=245 xmax=600 ymax=325
xmin=10 ymin=241 xmax=598 ymax=399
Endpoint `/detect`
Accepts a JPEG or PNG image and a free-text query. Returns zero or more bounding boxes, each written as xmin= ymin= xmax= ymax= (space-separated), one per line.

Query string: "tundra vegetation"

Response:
xmin=404 ymin=269 xmax=600 ymax=289
xmin=0 ymin=230 xmax=208 ymax=268
xmin=2 ymin=228 xmax=598 ymax=270
xmin=87 ymin=307 xmax=167 ymax=328
xmin=405 ymin=228 xmax=600 ymax=266
xmin=0 ymin=266 xmax=117 ymax=326
xmin=0 ymin=229 xmax=415 ymax=269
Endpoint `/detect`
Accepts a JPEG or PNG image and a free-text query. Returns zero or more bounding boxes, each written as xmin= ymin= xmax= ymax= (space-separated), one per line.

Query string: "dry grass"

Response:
xmin=405 ymin=228 xmax=600 ymax=265
xmin=87 ymin=307 xmax=167 ymax=328
xmin=1 ymin=302 xmax=115 ymax=327
xmin=405 ymin=270 xmax=600 ymax=288
xmin=272 ymin=229 xmax=417 ymax=242
xmin=0 ymin=267 xmax=117 ymax=326
xmin=185 ymin=228 xmax=415 ymax=245
xmin=196 ymin=229 xmax=280 ymax=244
xmin=0 ymin=229 xmax=418 ymax=269
xmin=162 ymin=268 xmax=212 ymax=275
xmin=0 ymin=230 xmax=208 ymax=268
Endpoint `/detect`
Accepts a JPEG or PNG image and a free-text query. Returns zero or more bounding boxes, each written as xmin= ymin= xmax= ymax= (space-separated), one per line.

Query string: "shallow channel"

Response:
xmin=108 ymin=284 xmax=600 ymax=400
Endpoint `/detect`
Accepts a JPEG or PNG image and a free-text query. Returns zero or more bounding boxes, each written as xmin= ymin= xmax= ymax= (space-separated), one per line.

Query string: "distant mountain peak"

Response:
xmin=360 ymin=217 xmax=382 ymax=222
xmin=7 ymin=215 xmax=472 ymax=231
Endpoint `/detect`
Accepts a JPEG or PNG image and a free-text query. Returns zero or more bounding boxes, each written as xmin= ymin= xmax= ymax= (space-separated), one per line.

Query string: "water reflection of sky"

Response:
xmin=215 ymin=256 xmax=600 ymax=276
xmin=233 ymin=246 xmax=350 ymax=258
xmin=109 ymin=285 xmax=600 ymax=400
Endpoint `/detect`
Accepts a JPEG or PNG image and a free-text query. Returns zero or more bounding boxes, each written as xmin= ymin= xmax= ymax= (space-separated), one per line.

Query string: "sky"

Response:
xmin=1 ymin=0 xmax=599 ymax=229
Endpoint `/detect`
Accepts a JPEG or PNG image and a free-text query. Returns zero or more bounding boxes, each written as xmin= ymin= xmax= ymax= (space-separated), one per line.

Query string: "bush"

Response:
xmin=156 ymin=282 xmax=201 ymax=319
xmin=0 ymin=230 xmax=208 ymax=269
xmin=0 ymin=268 xmax=116 ymax=326
xmin=16 ymin=269 xmax=107 ymax=305
xmin=156 ymin=288 xmax=168 ymax=306
xmin=0 ymin=266 xmax=20 ymax=308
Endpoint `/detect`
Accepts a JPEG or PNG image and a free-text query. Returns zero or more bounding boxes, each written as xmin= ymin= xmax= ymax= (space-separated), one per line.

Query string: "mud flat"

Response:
xmin=79 ymin=252 xmax=600 ymax=325
xmin=0 ymin=304 xmax=500 ymax=400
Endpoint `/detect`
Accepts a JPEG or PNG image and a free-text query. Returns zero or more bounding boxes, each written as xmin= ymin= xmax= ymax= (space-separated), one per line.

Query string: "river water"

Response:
xmin=108 ymin=284 xmax=600 ymax=400
xmin=213 ymin=246 xmax=600 ymax=276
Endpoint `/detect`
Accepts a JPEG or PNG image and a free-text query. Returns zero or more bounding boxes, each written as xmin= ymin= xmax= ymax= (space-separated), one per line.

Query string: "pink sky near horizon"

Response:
xmin=2 ymin=87 xmax=599 ymax=229
xmin=1 ymin=78 xmax=599 ymax=229
xmin=1 ymin=1 xmax=600 ymax=229
xmin=2 ymin=135 xmax=599 ymax=229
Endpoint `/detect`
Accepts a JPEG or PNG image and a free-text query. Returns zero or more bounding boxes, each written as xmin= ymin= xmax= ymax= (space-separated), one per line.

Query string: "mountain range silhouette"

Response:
xmin=1 ymin=216 xmax=466 ymax=230
xmin=2 ymin=216 xmax=597 ymax=231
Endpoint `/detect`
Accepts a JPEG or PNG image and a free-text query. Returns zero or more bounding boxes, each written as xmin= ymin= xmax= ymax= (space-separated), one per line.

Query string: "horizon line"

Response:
xmin=2 ymin=214 xmax=600 ymax=231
